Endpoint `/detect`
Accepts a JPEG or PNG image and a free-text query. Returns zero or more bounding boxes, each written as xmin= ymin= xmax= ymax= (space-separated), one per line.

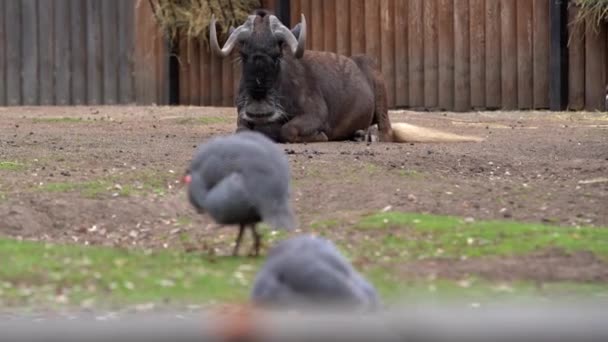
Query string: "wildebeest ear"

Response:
xmin=290 ymin=23 xmax=301 ymax=40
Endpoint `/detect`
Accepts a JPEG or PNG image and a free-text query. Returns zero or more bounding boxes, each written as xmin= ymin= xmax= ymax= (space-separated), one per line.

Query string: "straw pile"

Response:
xmin=570 ymin=0 xmax=608 ymax=33
xmin=147 ymin=0 xmax=262 ymax=44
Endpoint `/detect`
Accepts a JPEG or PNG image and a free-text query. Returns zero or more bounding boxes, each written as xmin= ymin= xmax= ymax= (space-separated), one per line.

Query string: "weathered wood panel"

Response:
xmin=454 ymin=0 xmax=471 ymax=111
xmin=102 ymin=0 xmax=119 ymax=104
xmin=380 ymin=0 xmax=395 ymax=107
xmin=311 ymin=0 xmax=323 ymax=51
xmin=533 ymin=0 xmax=550 ymax=109
xmin=408 ymin=0 xmax=424 ymax=108
xmin=323 ymin=0 xmax=337 ymax=52
xmin=437 ymin=0 xmax=454 ymax=111
xmin=469 ymin=0 xmax=485 ymax=109
xmin=567 ymin=6 xmax=585 ymax=110
xmin=350 ymin=0 xmax=366 ymax=55
xmin=485 ymin=0 xmax=501 ymax=109
xmin=38 ymin=1 xmax=54 ymax=105
xmin=70 ymin=0 xmax=87 ymax=105
xmin=118 ymin=0 xmax=135 ymax=104
xmin=54 ymin=0 xmax=72 ymax=105
xmin=336 ymin=0 xmax=350 ymax=56
xmin=584 ymin=19 xmax=607 ymax=110
xmin=5 ymin=0 xmax=21 ymax=105
xmin=394 ymin=0 xmax=408 ymax=107
xmin=423 ymin=0 xmax=438 ymax=109
xmin=0 ymin=0 xmax=7 ymax=105
xmin=22 ymin=0 xmax=39 ymax=105
xmin=500 ymin=0 xmax=517 ymax=109
xmin=517 ymin=0 xmax=533 ymax=109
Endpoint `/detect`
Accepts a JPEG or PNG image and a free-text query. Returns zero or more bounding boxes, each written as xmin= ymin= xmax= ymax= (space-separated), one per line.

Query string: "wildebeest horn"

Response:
xmin=209 ymin=14 xmax=253 ymax=57
xmin=269 ymin=14 xmax=307 ymax=59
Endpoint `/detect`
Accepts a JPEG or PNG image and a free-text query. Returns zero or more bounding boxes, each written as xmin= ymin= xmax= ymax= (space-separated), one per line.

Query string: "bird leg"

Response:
xmin=248 ymin=225 xmax=262 ymax=258
xmin=233 ymin=224 xmax=246 ymax=257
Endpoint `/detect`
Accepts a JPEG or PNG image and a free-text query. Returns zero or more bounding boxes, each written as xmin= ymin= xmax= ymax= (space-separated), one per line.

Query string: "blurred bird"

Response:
xmin=250 ymin=234 xmax=381 ymax=312
xmin=184 ymin=131 xmax=296 ymax=257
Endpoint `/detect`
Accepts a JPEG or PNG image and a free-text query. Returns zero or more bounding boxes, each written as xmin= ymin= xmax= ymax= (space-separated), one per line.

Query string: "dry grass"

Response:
xmin=570 ymin=0 xmax=608 ymax=34
xmin=147 ymin=0 xmax=261 ymax=43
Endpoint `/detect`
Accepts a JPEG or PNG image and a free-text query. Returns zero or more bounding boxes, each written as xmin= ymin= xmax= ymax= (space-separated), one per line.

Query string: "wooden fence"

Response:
xmin=0 ymin=0 xmax=167 ymax=106
xmin=177 ymin=0 xmax=608 ymax=112
xmin=1 ymin=0 xmax=607 ymax=111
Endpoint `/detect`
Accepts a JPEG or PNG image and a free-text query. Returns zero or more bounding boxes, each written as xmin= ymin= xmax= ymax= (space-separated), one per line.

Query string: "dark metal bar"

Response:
xmin=549 ymin=0 xmax=568 ymax=110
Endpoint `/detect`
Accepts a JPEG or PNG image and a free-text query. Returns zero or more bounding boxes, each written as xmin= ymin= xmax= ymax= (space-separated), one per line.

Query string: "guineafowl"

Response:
xmin=184 ymin=131 xmax=296 ymax=257
xmin=250 ymin=234 xmax=381 ymax=312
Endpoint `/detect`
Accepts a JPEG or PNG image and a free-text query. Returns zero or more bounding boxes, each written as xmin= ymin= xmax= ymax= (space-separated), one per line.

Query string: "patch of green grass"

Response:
xmin=0 ymin=161 xmax=26 ymax=171
xmin=176 ymin=216 xmax=193 ymax=227
xmin=37 ymin=180 xmax=127 ymax=198
xmin=32 ymin=117 xmax=84 ymax=123
xmin=397 ymin=169 xmax=423 ymax=178
xmin=0 ymin=238 xmax=262 ymax=308
xmin=176 ymin=116 xmax=230 ymax=125
xmin=355 ymin=212 xmax=608 ymax=260
xmin=34 ymin=171 xmax=174 ymax=198
xmin=310 ymin=219 xmax=340 ymax=231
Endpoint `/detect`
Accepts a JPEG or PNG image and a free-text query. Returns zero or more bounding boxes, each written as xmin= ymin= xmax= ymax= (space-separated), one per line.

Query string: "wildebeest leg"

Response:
xmin=233 ymin=224 xmax=246 ymax=256
xmin=249 ymin=224 xmax=262 ymax=257
xmin=235 ymin=118 xmax=252 ymax=133
xmin=280 ymin=114 xmax=329 ymax=143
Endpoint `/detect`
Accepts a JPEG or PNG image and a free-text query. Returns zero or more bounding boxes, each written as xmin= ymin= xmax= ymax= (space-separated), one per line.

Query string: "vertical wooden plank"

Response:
xmin=155 ymin=27 xmax=169 ymax=105
xmin=423 ymin=0 xmax=438 ymax=109
xmin=200 ymin=41 xmax=211 ymax=106
xmin=189 ymin=39 xmax=201 ymax=106
xmin=380 ymin=0 xmax=395 ymax=107
xmin=408 ymin=0 xmax=424 ymax=108
xmin=70 ymin=0 xmax=86 ymax=105
xmin=437 ymin=0 xmax=454 ymax=110
xmin=454 ymin=0 xmax=471 ymax=111
xmin=22 ymin=0 xmax=39 ymax=105
xmin=0 ymin=0 xmax=6 ymax=105
xmin=118 ymin=0 xmax=135 ymax=104
xmin=485 ymin=0 xmax=500 ymax=108
xmin=394 ymin=0 xmax=408 ymax=107
xmin=86 ymin=0 xmax=102 ymax=104
xmin=5 ymin=0 xmax=21 ymax=105
xmin=567 ymin=6 xmax=585 ymax=110
xmin=516 ymin=0 xmax=533 ymax=109
xmin=336 ymin=0 xmax=350 ymax=56
xmin=532 ymin=0 xmax=550 ymax=109
xmin=54 ymin=0 xmax=71 ymax=105
xmin=179 ymin=38 xmax=191 ymax=105
xmin=500 ymin=0 xmax=517 ymax=109
xmin=365 ymin=0 xmax=381 ymax=66
xmin=350 ymin=0 xmax=365 ymax=54
xmin=311 ymin=0 xmax=323 ymax=51
xmin=38 ymin=1 xmax=54 ymax=105
xmin=323 ymin=0 xmax=336 ymax=53
xmin=102 ymin=0 xmax=119 ymax=104
xmin=300 ymin=0 xmax=312 ymax=50
xmin=210 ymin=47 xmax=222 ymax=105
xmin=290 ymin=0 xmax=301 ymax=27
xmin=584 ymin=19 xmax=607 ymax=110
xmin=222 ymin=54 xmax=234 ymax=107
xmin=469 ymin=0 xmax=486 ymax=109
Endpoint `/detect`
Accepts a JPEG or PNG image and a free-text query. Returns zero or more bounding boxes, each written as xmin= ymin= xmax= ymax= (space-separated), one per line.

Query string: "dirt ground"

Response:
xmin=0 ymin=106 xmax=607 ymax=283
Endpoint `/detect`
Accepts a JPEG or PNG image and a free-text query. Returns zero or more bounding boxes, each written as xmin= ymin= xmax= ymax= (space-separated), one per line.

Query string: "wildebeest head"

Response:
xmin=210 ymin=10 xmax=307 ymax=124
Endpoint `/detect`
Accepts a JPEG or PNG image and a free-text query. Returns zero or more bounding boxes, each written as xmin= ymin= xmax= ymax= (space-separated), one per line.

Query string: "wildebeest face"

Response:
xmin=209 ymin=10 xmax=307 ymax=124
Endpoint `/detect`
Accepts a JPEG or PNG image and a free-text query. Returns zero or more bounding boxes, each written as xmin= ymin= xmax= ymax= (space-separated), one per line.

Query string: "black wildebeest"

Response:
xmin=209 ymin=9 xmax=482 ymax=144
xmin=183 ymin=131 xmax=296 ymax=257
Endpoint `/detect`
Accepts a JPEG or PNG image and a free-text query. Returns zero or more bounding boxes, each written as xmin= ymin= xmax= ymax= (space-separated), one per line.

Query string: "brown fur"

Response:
xmin=229 ymin=10 xmax=482 ymax=144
